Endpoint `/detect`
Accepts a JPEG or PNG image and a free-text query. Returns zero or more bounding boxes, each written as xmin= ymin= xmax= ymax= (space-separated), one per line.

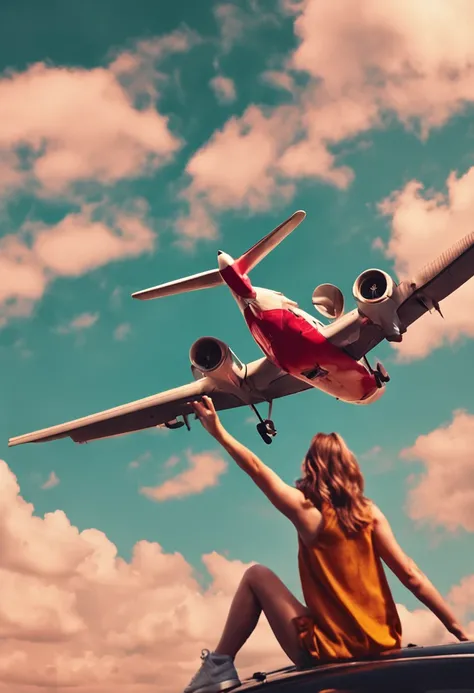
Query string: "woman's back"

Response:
xmin=183 ymin=404 xmax=470 ymax=693
xmin=296 ymin=502 xmax=402 ymax=661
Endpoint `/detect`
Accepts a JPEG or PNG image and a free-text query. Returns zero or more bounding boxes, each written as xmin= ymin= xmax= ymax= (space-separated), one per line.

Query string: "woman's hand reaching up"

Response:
xmin=190 ymin=396 xmax=225 ymax=440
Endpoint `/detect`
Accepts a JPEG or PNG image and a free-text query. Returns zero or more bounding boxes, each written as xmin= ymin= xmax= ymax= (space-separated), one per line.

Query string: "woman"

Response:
xmin=184 ymin=396 xmax=470 ymax=693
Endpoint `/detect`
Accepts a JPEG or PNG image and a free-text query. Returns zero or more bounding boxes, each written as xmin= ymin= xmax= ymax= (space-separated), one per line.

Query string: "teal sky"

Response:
xmin=1 ymin=0 xmax=474 ymax=623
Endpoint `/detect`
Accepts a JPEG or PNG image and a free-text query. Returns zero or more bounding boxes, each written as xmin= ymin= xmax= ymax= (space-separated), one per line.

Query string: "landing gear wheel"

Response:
xmin=374 ymin=361 xmax=390 ymax=388
xmin=250 ymin=401 xmax=277 ymax=444
xmin=256 ymin=420 xmax=276 ymax=445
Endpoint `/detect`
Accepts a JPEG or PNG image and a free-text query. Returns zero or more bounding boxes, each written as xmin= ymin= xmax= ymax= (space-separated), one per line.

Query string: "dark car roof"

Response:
xmin=239 ymin=641 xmax=474 ymax=690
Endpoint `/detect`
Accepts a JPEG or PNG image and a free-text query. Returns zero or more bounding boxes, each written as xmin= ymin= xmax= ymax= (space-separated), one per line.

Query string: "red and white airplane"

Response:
xmin=8 ymin=210 xmax=474 ymax=447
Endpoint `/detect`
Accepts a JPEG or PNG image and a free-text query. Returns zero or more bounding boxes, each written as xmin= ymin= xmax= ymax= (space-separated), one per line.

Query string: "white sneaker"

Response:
xmin=183 ymin=649 xmax=241 ymax=693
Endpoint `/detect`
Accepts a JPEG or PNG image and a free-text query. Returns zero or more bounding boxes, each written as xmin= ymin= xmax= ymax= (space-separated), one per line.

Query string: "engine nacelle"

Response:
xmin=189 ymin=337 xmax=245 ymax=386
xmin=312 ymin=283 xmax=345 ymax=320
xmin=352 ymin=269 xmax=402 ymax=342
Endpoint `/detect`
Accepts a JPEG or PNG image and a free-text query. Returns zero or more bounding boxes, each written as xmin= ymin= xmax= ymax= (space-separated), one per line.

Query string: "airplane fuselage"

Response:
xmin=217 ymin=252 xmax=383 ymax=405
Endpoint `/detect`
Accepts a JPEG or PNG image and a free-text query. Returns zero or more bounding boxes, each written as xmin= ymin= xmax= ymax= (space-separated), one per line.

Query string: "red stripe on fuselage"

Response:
xmin=244 ymin=306 xmax=378 ymax=403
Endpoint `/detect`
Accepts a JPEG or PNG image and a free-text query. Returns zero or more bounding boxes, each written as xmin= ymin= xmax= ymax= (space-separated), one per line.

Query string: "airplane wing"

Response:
xmin=7 ymin=359 xmax=311 ymax=447
xmin=329 ymin=230 xmax=474 ymax=361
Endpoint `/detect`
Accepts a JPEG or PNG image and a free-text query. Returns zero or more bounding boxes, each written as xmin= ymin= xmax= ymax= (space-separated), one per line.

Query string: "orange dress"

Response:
xmin=294 ymin=502 xmax=402 ymax=663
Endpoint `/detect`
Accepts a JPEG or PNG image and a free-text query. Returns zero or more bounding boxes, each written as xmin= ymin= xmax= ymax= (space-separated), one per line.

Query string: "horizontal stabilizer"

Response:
xmin=236 ymin=210 xmax=306 ymax=275
xmin=131 ymin=210 xmax=306 ymax=301
xmin=132 ymin=268 xmax=223 ymax=301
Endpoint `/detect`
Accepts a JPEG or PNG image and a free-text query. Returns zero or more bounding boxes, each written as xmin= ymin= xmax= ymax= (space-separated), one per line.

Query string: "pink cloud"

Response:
xmin=56 ymin=313 xmax=99 ymax=335
xmin=35 ymin=210 xmax=154 ymax=277
xmin=214 ymin=4 xmax=246 ymax=53
xmin=41 ymin=472 xmax=60 ymax=490
xmin=0 ymin=60 xmax=181 ymax=196
xmin=210 ymin=75 xmax=237 ymax=104
xmin=449 ymin=574 xmax=474 ymax=622
xmin=395 ymin=603 xmax=456 ymax=647
xmin=0 ymin=458 xmax=469 ymax=691
xmin=164 ymin=454 xmax=181 ymax=469
xmin=401 ymin=409 xmax=474 ymax=532
xmin=0 ymin=151 xmax=26 ymax=195
xmin=261 ymin=70 xmax=296 ymax=93
xmin=113 ymin=322 xmax=131 ymax=341
xmin=178 ymin=0 xmax=474 ymax=239
xmin=0 ymin=202 xmax=155 ymax=327
xmin=185 ymin=105 xmax=297 ymax=210
xmin=377 ymin=168 xmax=474 ymax=361
xmin=212 ymin=3 xmax=277 ymax=55
xmin=109 ymin=28 xmax=199 ymax=77
xmin=290 ymin=0 xmax=474 ymax=131
xmin=140 ymin=450 xmax=227 ymax=501
xmin=176 ymin=105 xmax=299 ymax=240
xmin=128 ymin=452 xmax=152 ymax=470
xmin=0 ymin=458 xmax=287 ymax=690
xmin=109 ymin=27 xmax=201 ymax=105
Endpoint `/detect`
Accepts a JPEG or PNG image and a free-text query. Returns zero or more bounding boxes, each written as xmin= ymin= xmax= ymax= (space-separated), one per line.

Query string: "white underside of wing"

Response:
xmin=8 ymin=380 xmax=209 ymax=447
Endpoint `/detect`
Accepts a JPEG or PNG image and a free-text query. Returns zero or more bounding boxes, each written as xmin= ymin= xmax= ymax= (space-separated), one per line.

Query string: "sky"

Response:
xmin=1 ymin=0 xmax=474 ymax=690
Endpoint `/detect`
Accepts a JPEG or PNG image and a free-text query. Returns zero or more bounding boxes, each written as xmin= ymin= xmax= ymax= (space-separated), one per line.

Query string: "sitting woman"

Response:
xmin=184 ymin=396 xmax=469 ymax=693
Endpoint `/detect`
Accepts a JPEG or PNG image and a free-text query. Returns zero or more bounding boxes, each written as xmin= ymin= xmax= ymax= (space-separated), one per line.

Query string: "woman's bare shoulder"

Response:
xmin=366 ymin=499 xmax=383 ymax=519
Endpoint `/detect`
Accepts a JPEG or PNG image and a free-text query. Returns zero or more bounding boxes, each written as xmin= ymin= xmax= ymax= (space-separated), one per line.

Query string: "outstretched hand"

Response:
xmin=190 ymin=396 xmax=224 ymax=439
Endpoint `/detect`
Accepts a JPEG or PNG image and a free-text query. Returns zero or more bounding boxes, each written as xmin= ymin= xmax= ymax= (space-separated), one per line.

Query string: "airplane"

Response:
xmin=8 ymin=210 xmax=474 ymax=448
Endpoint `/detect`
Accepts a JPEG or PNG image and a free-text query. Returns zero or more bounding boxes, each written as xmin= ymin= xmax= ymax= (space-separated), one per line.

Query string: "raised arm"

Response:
xmin=190 ymin=397 xmax=321 ymax=536
xmin=371 ymin=503 xmax=470 ymax=641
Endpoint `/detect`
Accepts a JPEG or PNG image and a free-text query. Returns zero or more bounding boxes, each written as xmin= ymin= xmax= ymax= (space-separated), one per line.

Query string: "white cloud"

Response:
xmin=41 ymin=472 xmax=60 ymax=490
xmin=401 ymin=409 xmax=474 ymax=533
xmin=113 ymin=323 xmax=131 ymax=341
xmin=140 ymin=450 xmax=227 ymax=501
xmin=376 ymin=168 xmax=474 ymax=361
xmin=0 ymin=458 xmax=469 ymax=691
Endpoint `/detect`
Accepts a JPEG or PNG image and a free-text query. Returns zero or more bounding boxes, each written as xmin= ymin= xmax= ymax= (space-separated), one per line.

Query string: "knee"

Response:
xmin=243 ymin=564 xmax=274 ymax=586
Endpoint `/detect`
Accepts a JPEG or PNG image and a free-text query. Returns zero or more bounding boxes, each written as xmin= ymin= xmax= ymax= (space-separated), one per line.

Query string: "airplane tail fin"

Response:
xmin=235 ymin=209 xmax=306 ymax=275
xmin=131 ymin=210 xmax=306 ymax=301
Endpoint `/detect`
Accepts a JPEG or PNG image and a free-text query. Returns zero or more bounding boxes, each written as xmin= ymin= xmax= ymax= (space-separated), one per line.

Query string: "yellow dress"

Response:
xmin=294 ymin=502 xmax=402 ymax=662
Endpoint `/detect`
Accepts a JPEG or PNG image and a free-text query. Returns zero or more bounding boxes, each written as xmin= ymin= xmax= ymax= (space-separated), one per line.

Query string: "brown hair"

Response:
xmin=296 ymin=432 xmax=372 ymax=536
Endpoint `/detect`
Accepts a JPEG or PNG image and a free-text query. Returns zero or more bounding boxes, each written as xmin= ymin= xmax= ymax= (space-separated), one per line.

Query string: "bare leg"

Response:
xmin=214 ymin=564 xmax=310 ymax=666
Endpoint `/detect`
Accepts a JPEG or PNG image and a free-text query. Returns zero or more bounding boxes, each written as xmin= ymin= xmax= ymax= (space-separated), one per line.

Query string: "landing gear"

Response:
xmin=363 ymin=356 xmax=390 ymax=389
xmin=374 ymin=361 xmax=390 ymax=387
xmin=250 ymin=401 xmax=277 ymax=444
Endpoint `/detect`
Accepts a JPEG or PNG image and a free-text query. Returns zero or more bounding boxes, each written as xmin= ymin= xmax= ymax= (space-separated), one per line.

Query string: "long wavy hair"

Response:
xmin=296 ymin=432 xmax=372 ymax=536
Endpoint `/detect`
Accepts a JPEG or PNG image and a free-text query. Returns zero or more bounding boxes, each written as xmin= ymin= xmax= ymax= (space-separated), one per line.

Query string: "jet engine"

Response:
xmin=352 ymin=269 xmax=402 ymax=342
xmin=189 ymin=337 xmax=245 ymax=386
xmin=312 ymin=283 xmax=345 ymax=320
